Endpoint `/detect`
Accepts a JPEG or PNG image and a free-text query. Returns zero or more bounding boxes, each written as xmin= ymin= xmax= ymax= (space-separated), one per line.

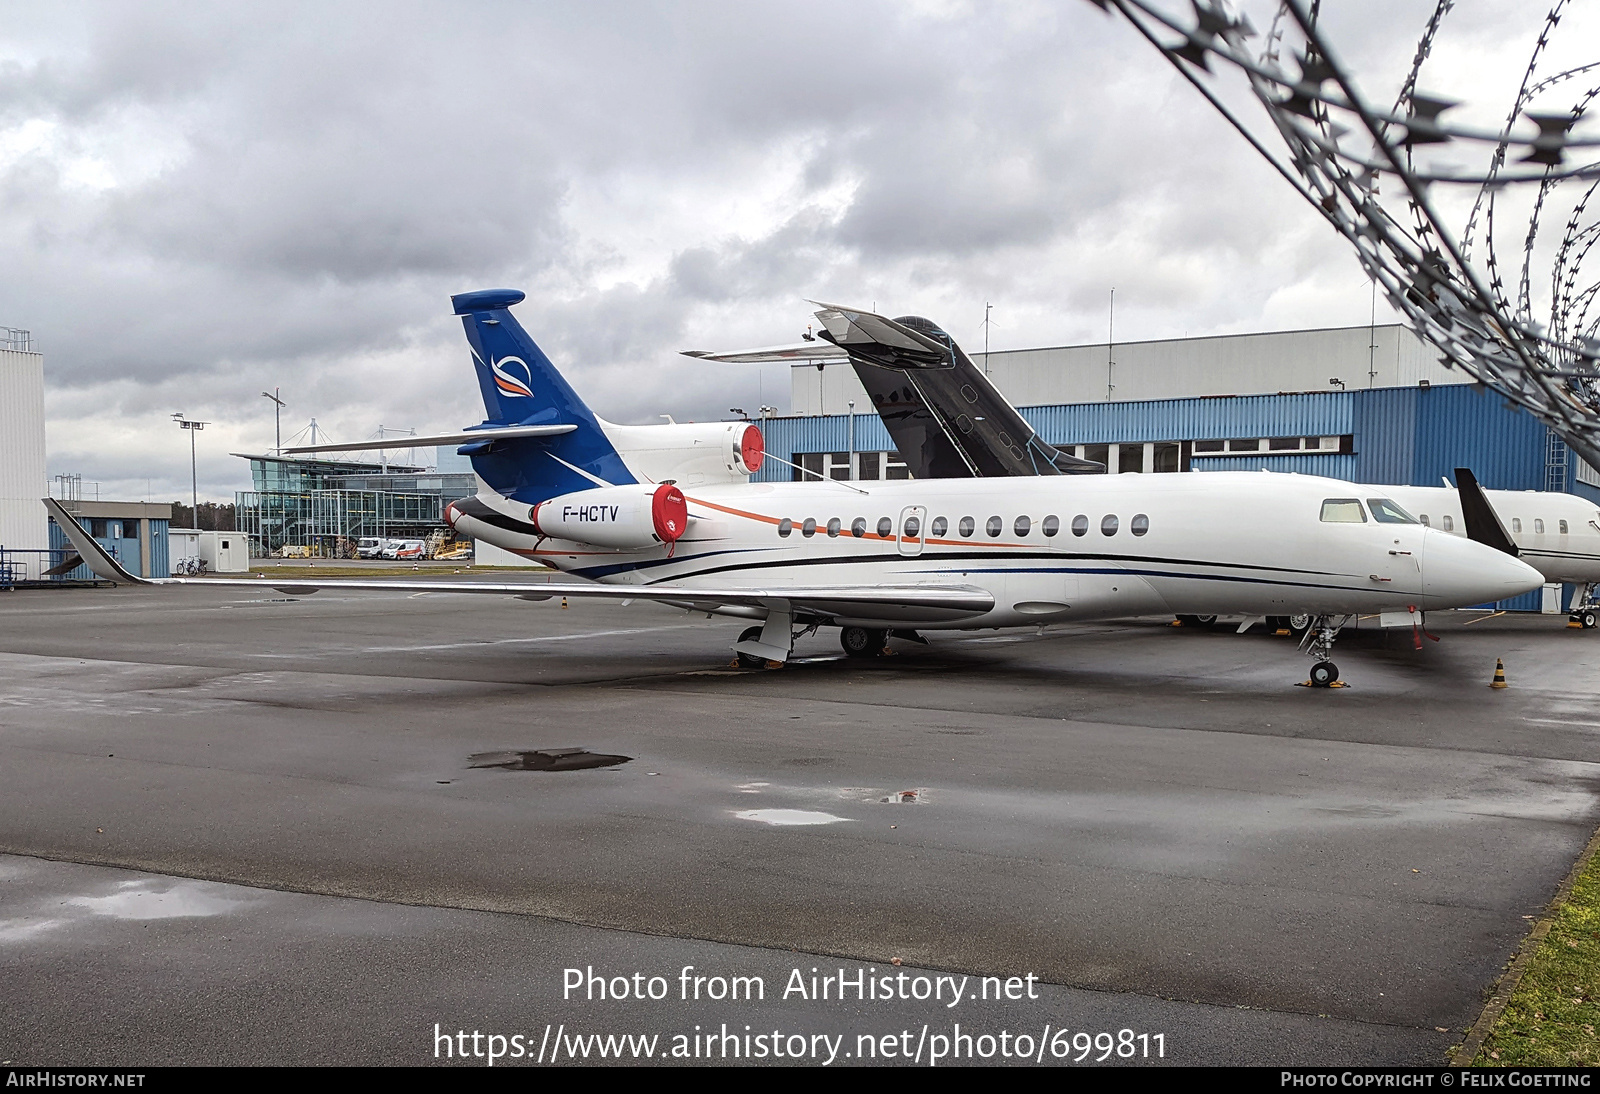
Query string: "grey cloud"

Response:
xmin=6 ymin=0 xmax=1556 ymax=504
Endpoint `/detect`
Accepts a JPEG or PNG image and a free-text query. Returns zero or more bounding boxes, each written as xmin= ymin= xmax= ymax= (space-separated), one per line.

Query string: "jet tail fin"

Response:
xmin=1453 ymin=468 xmax=1520 ymax=557
xmin=42 ymin=498 xmax=149 ymax=584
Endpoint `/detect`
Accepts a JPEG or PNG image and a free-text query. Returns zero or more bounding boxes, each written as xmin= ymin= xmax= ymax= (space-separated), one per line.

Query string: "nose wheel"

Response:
xmin=1297 ymin=614 xmax=1351 ymax=687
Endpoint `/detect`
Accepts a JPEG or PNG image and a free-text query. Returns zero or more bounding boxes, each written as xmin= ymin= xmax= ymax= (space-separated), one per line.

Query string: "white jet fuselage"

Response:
xmin=1380 ymin=485 xmax=1600 ymax=586
xmin=452 ymin=471 xmax=1540 ymax=628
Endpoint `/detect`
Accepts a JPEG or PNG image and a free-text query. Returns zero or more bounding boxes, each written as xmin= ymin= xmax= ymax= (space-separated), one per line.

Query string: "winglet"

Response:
xmin=41 ymin=498 xmax=148 ymax=583
xmin=1453 ymin=468 xmax=1519 ymax=557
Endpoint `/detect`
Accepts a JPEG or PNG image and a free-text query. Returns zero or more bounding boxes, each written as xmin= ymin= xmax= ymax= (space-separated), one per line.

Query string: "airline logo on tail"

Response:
xmin=491 ymin=356 xmax=535 ymax=398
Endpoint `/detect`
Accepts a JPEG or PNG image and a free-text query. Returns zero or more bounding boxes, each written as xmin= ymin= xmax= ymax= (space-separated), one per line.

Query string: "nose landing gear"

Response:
xmin=1569 ymin=584 xmax=1598 ymax=629
xmin=1297 ymin=614 xmax=1351 ymax=688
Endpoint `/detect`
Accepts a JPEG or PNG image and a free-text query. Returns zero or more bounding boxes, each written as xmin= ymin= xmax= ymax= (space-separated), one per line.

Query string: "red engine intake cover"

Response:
xmin=652 ymin=484 xmax=688 ymax=542
xmin=739 ymin=424 xmax=764 ymax=474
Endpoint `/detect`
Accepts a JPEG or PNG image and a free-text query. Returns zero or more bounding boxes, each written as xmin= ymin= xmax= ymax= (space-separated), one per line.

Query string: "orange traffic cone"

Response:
xmin=1490 ymin=659 xmax=1508 ymax=689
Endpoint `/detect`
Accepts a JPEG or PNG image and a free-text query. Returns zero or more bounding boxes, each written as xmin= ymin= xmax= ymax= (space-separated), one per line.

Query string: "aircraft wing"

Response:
xmin=42 ymin=498 xmax=992 ymax=625
xmin=680 ymin=342 xmax=848 ymax=364
xmin=280 ymin=423 xmax=576 ymax=455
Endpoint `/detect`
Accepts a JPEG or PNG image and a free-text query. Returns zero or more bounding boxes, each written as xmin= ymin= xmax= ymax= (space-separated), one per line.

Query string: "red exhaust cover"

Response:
xmin=652 ymin=484 xmax=688 ymax=542
xmin=739 ymin=424 xmax=764 ymax=474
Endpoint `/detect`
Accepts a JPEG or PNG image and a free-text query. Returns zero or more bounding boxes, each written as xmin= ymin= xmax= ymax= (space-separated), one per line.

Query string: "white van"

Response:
xmin=357 ymin=537 xmax=384 ymax=559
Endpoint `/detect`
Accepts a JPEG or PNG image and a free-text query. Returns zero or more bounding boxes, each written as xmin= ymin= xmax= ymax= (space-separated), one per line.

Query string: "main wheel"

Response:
xmin=840 ymin=626 xmax=887 ymax=658
xmin=1309 ymin=660 xmax=1339 ymax=687
xmin=735 ymin=625 xmax=767 ymax=669
xmin=1583 ymin=611 xmax=1597 ymax=630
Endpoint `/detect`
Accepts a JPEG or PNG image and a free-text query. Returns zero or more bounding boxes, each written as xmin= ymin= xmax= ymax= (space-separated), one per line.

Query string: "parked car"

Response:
xmin=380 ymin=539 xmax=427 ymax=560
xmin=357 ymin=537 xmax=385 ymax=559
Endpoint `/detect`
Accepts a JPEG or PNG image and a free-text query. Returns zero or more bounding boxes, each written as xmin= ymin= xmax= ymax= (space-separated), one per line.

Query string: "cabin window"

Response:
xmin=1535 ymin=519 xmax=1545 ymax=534
xmin=778 ymin=518 xmax=793 ymax=538
xmin=903 ymin=515 xmax=921 ymax=538
xmin=1419 ymin=515 xmax=1430 ymax=527
xmin=826 ymin=517 xmax=841 ymax=538
xmin=1101 ymin=514 xmax=1119 ymax=536
xmin=1443 ymin=515 xmax=1454 ymax=532
xmin=1512 ymin=518 xmax=1523 ymax=533
xmin=802 ymin=517 xmax=817 ymax=538
xmin=1042 ymin=515 xmax=1060 ymax=537
xmin=931 ymin=516 xmax=948 ymax=537
xmin=1560 ymin=520 xmax=1569 ymax=534
xmin=961 ymin=384 xmax=979 ymax=404
xmin=1320 ymin=499 xmax=1366 ymax=523
xmin=956 ymin=415 xmax=973 ymax=434
xmin=1131 ymin=514 xmax=1149 ymax=536
xmin=877 ymin=517 xmax=893 ymax=538
xmin=1366 ymin=498 xmax=1419 ymax=524
xmin=959 ymin=516 xmax=975 ymax=537
xmin=1071 ymin=514 xmax=1089 ymax=537
xmin=1014 ymin=515 xmax=1031 ymax=537
xmin=986 ymin=516 xmax=1003 ymax=537
xmin=851 ymin=517 xmax=867 ymax=538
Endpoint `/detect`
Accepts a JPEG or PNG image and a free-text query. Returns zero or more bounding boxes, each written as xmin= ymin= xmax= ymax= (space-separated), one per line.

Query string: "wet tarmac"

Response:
xmin=3 ymin=579 xmax=1598 ymax=1066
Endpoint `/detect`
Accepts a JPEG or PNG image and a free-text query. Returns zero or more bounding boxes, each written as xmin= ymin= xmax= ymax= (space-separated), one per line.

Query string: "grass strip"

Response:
xmin=1459 ymin=823 xmax=1600 ymax=1065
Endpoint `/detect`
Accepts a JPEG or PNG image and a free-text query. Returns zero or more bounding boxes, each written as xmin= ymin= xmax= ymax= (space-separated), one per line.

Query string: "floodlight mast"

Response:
xmin=171 ymin=413 xmax=209 ymax=520
xmin=1093 ymin=0 xmax=1600 ymax=469
xmin=261 ymin=389 xmax=286 ymax=455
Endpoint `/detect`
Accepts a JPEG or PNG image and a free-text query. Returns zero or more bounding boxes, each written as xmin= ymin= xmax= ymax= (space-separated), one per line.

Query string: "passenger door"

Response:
xmin=897 ymin=505 xmax=927 ymax=557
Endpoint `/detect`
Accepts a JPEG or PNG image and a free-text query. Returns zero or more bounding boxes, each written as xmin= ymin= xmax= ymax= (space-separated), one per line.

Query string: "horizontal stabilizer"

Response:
xmin=681 ymin=342 xmax=849 ymax=364
xmin=282 ymin=424 xmax=576 ymax=455
xmin=808 ymin=301 xmax=951 ymax=365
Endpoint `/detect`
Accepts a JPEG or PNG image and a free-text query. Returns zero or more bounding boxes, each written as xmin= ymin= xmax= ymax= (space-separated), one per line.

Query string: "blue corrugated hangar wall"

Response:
xmin=755 ymin=383 xmax=1597 ymax=611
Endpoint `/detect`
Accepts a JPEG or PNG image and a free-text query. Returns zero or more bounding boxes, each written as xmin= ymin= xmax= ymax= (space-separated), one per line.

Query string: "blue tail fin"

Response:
xmin=452 ymin=289 xmax=635 ymax=502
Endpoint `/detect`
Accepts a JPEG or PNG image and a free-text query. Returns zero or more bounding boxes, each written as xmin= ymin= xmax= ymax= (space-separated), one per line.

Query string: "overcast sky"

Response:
xmin=2 ymin=0 xmax=1589 ymax=502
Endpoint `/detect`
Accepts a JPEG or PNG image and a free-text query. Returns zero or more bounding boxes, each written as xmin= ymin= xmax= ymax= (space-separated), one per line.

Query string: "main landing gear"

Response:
xmin=840 ymin=626 xmax=889 ymax=659
xmin=1297 ymin=614 xmax=1351 ymax=687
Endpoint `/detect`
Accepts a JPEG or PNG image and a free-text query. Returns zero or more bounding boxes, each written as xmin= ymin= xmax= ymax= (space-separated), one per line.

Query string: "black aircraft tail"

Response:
xmin=809 ymin=304 xmax=1104 ymax=479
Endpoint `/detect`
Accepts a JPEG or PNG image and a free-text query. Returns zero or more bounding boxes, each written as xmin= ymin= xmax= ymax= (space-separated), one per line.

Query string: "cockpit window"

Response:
xmin=1366 ymin=498 xmax=1418 ymax=525
xmin=1320 ymin=499 xmax=1367 ymax=523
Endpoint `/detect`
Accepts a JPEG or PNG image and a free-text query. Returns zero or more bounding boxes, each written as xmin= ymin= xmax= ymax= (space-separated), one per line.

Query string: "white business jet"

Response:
xmin=692 ymin=303 xmax=1600 ymax=630
xmin=44 ymin=290 xmax=1543 ymax=687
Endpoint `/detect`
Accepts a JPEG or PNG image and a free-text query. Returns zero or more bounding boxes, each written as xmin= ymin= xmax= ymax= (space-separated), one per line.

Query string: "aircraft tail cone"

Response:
xmin=1490 ymin=658 xmax=1509 ymax=689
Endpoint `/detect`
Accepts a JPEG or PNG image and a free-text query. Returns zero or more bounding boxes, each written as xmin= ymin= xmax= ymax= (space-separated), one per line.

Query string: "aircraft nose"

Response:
xmin=1421 ymin=530 xmax=1544 ymax=608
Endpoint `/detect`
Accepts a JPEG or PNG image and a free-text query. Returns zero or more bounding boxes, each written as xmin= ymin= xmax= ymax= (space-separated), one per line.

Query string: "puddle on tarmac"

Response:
xmin=469 ymin=748 xmax=631 ymax=772
xmin=734 ymin=809 xmax=850 ymax=826
xmin=66 ymin=879 xmax=245 ymax=920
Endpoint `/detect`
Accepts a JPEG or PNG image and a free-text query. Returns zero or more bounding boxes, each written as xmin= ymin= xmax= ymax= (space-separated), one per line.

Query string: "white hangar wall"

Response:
xmin=790 ymin=323 xmax=1456 ymax=417
xmin=0 ymin=344 xmax=47 ymax=551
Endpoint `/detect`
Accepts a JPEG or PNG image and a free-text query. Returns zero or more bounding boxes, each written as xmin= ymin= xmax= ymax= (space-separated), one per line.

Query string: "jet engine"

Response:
xmin=530 ymin=484 xmax=689 ymax=549
xmin=599 ymin=420 xmax=763 ymax=486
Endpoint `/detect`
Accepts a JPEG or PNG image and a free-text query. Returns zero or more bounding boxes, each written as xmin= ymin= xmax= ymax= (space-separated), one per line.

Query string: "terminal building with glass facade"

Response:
xmin=234 ymin=449 xmax=476 ymax=556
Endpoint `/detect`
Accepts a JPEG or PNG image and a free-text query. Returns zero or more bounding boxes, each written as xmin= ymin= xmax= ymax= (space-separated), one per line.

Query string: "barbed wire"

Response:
xmin=1092 ymin=0 xmax=1600 ymax=469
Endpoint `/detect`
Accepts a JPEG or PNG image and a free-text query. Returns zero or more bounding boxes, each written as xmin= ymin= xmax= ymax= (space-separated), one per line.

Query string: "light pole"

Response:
xmin=847 ymin=400 xmax=855 ymax=480
xmin=261 ymin=389 xmax=286 ymax=455
xmin=172 ymin=413 xmax=208 ymax=524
